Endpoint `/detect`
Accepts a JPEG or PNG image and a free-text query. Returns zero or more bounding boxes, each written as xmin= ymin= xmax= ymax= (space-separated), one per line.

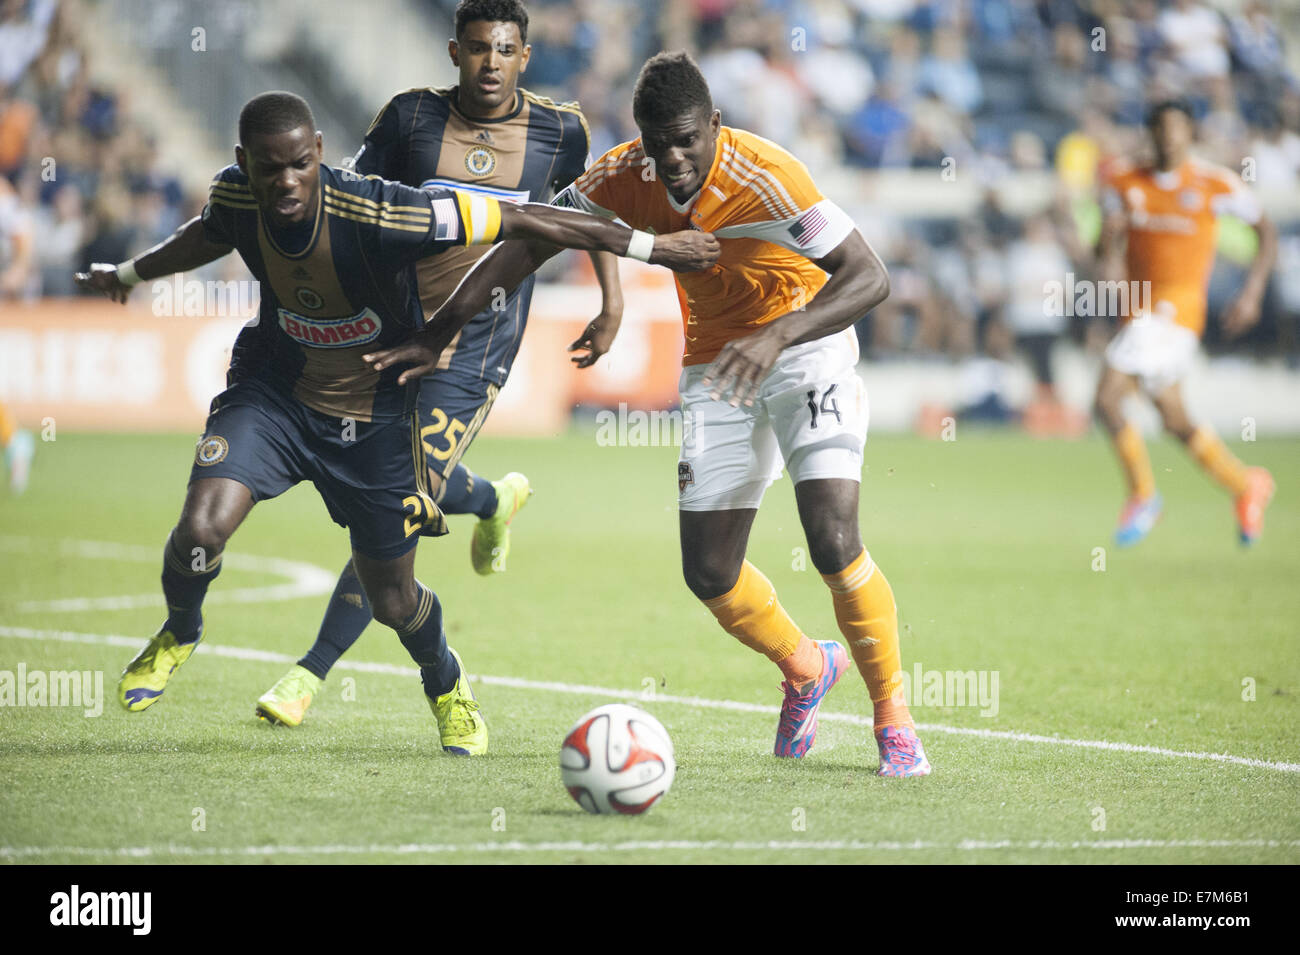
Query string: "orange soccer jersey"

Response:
xmin=1103 ymin=158 xmax=1261 ymax=337
xmin=556 ymin=126 xmax=857 ymax=365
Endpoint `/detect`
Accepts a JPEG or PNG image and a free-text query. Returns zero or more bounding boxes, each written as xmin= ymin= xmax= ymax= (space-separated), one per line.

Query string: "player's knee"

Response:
xmin=176 ymin=512 xmax=230 ymax=558
xmin=682 ymin=554 xmax=742 ymax=602
xmin=369 ymin=583 xmax=419 ymax=630
xmin=1160 ymin=409 xmax=1195 ymax=443
xmin=806 ymin=523 xmax=863 ymax=575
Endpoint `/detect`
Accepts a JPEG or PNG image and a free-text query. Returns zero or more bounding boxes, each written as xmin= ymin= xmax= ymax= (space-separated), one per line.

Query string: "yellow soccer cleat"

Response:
xmin=470 ymin=472 xmax=532 ymax=576
xmin=118 ymin=628 xmax=201 ymax=711
xmin=427 ymin=648 xmax=488 ymax=755
xmin=255 ymin=665 xmax=323 ymax=727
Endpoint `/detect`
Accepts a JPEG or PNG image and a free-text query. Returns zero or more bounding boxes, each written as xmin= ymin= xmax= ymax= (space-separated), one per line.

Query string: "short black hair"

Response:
xmin=238 ymin=91 xmax=316 ymax=145
xmin=633 ymin=51 xmax=713 ymax=129
xmin=1146 ymin=97 xmax=1195 ymax=129
xmin=455 ymin=0 xmax=529 ymax=45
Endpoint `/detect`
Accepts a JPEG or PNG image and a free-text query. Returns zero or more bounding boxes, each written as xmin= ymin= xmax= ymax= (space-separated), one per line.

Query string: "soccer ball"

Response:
xmin=560 ymin=703 xmax=675 ymax=815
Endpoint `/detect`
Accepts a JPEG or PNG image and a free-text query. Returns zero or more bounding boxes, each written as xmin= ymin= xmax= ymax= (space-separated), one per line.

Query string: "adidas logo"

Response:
xmin=291 ymin=266 xmax=311 ymax=279
xmin=475 ymin=129 xmax=494 ymax=144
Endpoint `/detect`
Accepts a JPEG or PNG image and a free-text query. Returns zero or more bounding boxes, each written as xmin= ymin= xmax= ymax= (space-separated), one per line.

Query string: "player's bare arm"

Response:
xmin=571 ymin=250 xmax=624 ymax=367
xmin=1095 ymin=208 xmax=1128 ymax=286
xmin=365 ymin=213 xmax=718 ymax=384
xmin=74 ymin=217 xmax=233 ymax=304
xmin=1221 ymin=214 xmax=1277 ymax=339
xmin=702 ymin=229 xmax=889 ymax=406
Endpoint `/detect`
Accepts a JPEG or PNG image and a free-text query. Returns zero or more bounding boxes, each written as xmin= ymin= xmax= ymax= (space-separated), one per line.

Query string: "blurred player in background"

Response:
xmin=0 ymin=402 xmax=34 ymax=495
xmin=1096 ymin=99 xmax=1277 ymax=547
xmin=1 ymin=176 xmax=35 ymax=494
xmin=371 ymin=53 xmax=930 ymax=777
xmin=255 ymin=0 xmax=625 ymax=727
xmin=74 ymin=91 xmax=716 ymax=754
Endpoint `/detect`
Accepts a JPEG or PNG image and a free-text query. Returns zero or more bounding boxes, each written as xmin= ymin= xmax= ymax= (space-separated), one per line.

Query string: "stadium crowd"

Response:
xmin=4 ymin=0 xmax=1299 ymax=381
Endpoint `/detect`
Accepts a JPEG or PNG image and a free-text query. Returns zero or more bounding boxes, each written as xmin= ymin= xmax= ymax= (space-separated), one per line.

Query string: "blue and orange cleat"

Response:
xmin=774 ymin=639 xmax=849 ymax=758
xmin=1235 ymin=467 xmax=1275 ymax=546
xmin=875 ymin=724 xmax=932 ymax=777
xmin=1114 ymin=493 xmax=1162 ymax=548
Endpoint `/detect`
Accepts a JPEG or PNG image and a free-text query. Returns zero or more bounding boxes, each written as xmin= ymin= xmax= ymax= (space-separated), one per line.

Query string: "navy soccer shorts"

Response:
xmin=190 ymin=378 xmax=444 ymax=561
xmin=415 ymin=373 xmax=501 ymax=485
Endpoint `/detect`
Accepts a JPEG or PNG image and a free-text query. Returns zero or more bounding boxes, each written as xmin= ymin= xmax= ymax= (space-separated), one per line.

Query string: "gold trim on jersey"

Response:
xmin=520 ymin=89 xmax=591 ymax=148
xmin=323 ymin=187 xmax=432 ymax=234
xmin=260 ymin=186 xmax=324 ymax=260
xmin=209 ymin=180 xmax=258 ymax=209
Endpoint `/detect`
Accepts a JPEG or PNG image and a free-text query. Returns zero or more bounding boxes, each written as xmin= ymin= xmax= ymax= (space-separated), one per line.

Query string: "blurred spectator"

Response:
xmin=1003 ymin=214 xmax=1069 ymax=395
xmin=918 ymin=27 xmax=982 ymax=116
xmin=1159 ymin=0 xmax=1230 ymax=81
xmin=0 ymin=0 xmax=57 ymax=88
xmin=32 ymin=180 xmax=81 ymax=294
xmin=0 ymin=84 xmax=37 ymax=180
xmin=0 ymin=173 xmax=34 ymax=298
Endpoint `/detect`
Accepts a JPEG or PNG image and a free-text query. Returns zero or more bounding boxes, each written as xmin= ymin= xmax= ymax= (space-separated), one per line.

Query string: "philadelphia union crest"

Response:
xmin=295 ymin=286 xmax=324 ymax=311
xmin=464 ymin=145 xmax=496 ymax=177
xmin=195 ymin=435 xmax=229 ymax=467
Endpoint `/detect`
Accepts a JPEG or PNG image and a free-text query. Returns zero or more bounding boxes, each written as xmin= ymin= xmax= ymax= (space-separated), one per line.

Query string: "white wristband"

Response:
xmin=625 ymin=230 xmax=654 ymax=262
xmin=116 ymin=259 xmax=141 ymax=286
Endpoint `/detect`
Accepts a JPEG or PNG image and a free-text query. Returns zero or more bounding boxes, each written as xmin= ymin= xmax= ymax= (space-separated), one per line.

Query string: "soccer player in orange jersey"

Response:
xmin=1096 ymin=99 xmax=1277 ymax=546
xmin=370 ymin=53 xmax=930 ymax=777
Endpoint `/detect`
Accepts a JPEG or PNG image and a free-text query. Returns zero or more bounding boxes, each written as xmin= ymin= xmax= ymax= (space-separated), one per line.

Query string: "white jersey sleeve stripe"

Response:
xmin=713 ymin=198 xmax=856 ymax=260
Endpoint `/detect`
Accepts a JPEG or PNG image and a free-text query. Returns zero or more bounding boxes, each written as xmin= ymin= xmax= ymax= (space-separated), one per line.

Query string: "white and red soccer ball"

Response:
xmin=560 ymin=703 xmax=675 ymax=815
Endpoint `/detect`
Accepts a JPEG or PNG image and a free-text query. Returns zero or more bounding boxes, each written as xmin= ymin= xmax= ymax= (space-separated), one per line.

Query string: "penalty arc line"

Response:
xmin=1 ymin=625 xmax=1297 ymax=775
xmin=0 ymin=537 xmax=337 ymax=613
xmin=2 ymin=838 xmax=1299 ymax=859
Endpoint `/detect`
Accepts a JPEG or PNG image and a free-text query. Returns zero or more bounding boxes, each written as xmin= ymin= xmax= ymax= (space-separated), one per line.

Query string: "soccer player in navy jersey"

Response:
xmin=256 ymin=0 xmax=626 ymax=728
xmin=75 ymin=91 xmax=718 ymax=754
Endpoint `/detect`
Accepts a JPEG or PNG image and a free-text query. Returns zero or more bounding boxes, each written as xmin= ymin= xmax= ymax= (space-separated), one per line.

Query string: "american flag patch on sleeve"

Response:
xmin=788 ymin=207 xmax=829 ymax=246
xmin=432 ymin=197 xmax=460 ymax=241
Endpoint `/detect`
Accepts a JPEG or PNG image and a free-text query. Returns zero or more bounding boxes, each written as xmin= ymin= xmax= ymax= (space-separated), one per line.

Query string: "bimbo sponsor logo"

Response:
xmin=277 ymin=307 xmax=382 ymax=348
xmin=0 ymin=663 xmax=103 ymax=717
xmin=49 ymin=885 xmax=151 ymax=935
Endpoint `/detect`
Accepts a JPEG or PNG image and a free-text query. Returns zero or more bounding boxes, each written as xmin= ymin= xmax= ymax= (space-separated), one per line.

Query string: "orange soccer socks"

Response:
xmin=1113 ymin=423 xmax=1157 ymax=500
xmin=822 ymin=549 xmax=912 ymax=729
xmin=1187 ymin=426 xmax=1250 ymax=497
xmin=702 ymin=561 xmax=822 ymax=688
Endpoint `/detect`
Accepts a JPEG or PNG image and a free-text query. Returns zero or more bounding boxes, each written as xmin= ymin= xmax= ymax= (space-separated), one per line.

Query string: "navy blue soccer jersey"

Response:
xmin=353 ymin=86 xmax=591 ymax=385
xmin=201 ymin=163 xmax=502 ymax=422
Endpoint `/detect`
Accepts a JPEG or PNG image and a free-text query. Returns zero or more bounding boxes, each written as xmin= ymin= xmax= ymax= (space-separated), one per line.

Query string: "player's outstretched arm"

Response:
xmin=498 ymin=202 xmax=718 ymax=271
xmin=365 ymin=211 xmax=718 ymax=385
xmin=74 ymin=216 xmax=233 ymax=304
xmin=1222 ymin=214 xmax=1277 ymax=339
xmin=703 ymin=229 xmax=889 ymax=406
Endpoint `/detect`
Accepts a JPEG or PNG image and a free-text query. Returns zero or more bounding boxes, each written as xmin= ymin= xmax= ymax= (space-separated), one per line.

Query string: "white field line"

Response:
xmin=2 ymin=839 xmax=1297 ymax=859
xmin=0 ymin=537 xmax=335 ymax=613
xmin=2 ymin=626 xmax=1298 ymax=775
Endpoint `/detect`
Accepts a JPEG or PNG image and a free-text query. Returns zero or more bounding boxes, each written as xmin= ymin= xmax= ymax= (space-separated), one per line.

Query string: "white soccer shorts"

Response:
xmin=1104 ymin=310 xmax=1200 ymax=395
xmin=677 ymin=329 xmax=869 ymax=511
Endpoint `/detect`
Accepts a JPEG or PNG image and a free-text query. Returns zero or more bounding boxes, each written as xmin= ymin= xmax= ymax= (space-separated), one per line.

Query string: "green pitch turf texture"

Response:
xmin=2 ymin=428 xmax=1297 ymax=865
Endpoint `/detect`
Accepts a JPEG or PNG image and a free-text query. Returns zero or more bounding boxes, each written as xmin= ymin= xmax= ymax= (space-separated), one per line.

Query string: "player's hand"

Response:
xmin=363 ymin=327 xmax=451 ymax=386
xmin=568 ymin=310 xmax=622 ymax=368
xmin=649 ymin=230 xmax=720 ymax=272
xmin=700 ymin=326 xmax=785 ymax=407
xmin=73 ymin=263 xmax=134 ymax=304
xmin=1220 ymin=290 xmax=1263 ymax=340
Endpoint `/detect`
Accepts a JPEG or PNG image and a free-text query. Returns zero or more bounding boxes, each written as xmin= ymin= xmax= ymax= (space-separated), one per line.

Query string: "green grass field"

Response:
xmin=1 ymin=428 xmax=1298 ymax=864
